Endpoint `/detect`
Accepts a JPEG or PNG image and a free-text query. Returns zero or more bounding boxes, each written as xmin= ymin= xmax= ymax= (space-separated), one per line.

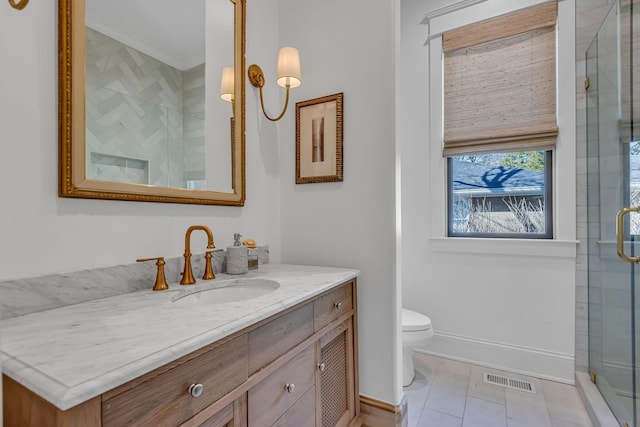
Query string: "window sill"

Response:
xmin=429 ymin=237 xmax=578 ymax=258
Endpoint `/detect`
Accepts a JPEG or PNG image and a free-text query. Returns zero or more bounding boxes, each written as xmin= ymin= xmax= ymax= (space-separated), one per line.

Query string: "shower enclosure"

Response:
xmin=587 ymin=1 xmax=640 ymax=426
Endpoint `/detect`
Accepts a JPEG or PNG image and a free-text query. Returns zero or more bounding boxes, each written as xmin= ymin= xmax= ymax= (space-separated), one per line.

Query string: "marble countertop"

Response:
xmin=0 ymin=264 xmax=359 ymax=411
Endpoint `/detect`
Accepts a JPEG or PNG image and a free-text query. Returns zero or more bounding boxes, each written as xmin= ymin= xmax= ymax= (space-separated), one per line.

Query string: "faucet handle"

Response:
xmin=136 ymin=257 xmax=169 ymax=291
xmin=203 ymin=251 xmax=216 ymax=280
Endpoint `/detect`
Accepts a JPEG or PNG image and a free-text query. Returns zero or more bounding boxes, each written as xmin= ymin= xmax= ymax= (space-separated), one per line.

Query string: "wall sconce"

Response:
xmin=8 ymin=0 xmax=29 ymax=9
xmin=248 ymin=47 xmax=301 ymax=122
xmin=220 ymin=67 xmax=235 ymax=112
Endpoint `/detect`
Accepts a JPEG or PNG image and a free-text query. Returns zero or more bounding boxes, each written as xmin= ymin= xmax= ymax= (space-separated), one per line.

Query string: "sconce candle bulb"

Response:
xmin=248 ymin=47 xmax=302 ymax=122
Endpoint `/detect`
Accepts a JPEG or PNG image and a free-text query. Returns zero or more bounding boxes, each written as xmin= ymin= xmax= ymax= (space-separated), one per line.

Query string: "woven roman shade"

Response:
xmin=442 ymin=2 xmax=558 ymax=157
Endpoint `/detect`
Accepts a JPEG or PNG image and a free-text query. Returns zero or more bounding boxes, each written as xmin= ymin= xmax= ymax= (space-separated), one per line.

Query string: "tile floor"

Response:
xmin=404 ymin=353 xmax=594 ymax=427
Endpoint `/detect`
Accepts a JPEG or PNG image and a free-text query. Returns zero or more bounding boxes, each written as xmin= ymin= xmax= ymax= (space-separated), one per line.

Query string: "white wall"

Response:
xmin=0 ymin=1 xmax=281 ymax=282
xmin=277 ymin=0 xmax=401 ymax=404
xmin=400 ymin=0 xmax=578 ymax=383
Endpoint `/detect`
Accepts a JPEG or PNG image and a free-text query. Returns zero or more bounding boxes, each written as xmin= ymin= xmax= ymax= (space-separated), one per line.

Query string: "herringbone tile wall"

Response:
xmin=85 ymin=27 xmax=205 ymax=187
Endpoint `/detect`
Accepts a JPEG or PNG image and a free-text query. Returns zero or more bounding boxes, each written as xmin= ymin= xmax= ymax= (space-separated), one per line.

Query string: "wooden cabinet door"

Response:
xmin=271 ymin=387 xmax=315 ymax=427
xmin=180 ymin=395 xmax=247 ymax=427
xmin=317 ymin=318 xmax=356 ymax=427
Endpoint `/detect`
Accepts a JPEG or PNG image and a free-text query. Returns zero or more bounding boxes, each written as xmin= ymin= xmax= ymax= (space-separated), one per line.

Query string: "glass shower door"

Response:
xmin=587 ymin=1 xmax=639 ymax=426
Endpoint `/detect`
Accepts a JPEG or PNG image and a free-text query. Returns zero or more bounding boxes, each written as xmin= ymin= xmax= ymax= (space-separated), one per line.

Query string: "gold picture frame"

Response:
xmin=296 ymin=93 xmax=343 ymax=184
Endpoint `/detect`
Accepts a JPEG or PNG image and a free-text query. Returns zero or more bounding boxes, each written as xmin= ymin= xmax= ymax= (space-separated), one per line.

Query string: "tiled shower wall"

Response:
xmin=183 ymin=64 xmax=206 ymax=182
xmin=85 ymin=27 xmax=205 ymax=187
xmin=575 ymin=0 xmax=616 ymax=372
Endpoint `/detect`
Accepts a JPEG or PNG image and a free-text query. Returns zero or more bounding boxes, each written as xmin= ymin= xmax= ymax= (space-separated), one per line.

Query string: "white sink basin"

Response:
xmin=172 ymin=278 xmax=280 ymax=306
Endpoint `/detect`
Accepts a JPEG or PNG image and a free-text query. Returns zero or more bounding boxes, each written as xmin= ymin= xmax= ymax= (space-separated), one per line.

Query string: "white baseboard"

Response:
xmin=414 ymin=332 xmax=575 ymax=384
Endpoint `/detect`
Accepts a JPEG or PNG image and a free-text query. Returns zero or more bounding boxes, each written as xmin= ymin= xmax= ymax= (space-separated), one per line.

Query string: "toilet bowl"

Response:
xmin=402 ymin=308 xmax=433 ymax=386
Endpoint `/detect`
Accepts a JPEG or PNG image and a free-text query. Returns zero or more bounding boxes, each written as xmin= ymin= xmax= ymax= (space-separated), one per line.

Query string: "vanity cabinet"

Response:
xmin=3 ymin=279 xmax=359 ymax=427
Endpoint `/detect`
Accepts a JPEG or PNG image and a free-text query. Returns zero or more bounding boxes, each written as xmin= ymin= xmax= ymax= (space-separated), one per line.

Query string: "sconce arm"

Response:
xmin=8 ymin=0 xmax=29 ymax=9
xmin=258 ymin=85 xmax=291 ymax=122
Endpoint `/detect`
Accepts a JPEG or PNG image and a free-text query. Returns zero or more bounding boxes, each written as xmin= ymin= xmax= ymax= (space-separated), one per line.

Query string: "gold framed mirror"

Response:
xmin=59 ymin=0 xmax=246 ymax=206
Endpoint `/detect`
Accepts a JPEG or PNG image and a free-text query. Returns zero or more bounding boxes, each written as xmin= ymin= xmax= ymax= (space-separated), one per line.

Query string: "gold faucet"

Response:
xmin=181 ymin=225 xmax=215 ymax=285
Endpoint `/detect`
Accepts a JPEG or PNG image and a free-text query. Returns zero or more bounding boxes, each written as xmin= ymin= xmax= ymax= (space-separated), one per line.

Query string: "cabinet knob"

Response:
xmin=188 ymin=383 xmax=204 ymax=398
xmin=334 ymin=302 xmax=343 ymax=310
xmin=318 ymin=362 xmax=327 ymax=372
xmin=285 ymin=383 xmax=296 ymax=393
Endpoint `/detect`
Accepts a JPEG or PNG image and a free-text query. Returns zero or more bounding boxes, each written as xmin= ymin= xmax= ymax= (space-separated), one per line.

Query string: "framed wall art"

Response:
xmin=295 ymin=93 xmax=343 ymax=184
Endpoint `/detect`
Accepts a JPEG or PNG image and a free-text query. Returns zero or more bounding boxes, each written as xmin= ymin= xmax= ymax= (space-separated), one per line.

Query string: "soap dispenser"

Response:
xmin=226 ymin=233 xmax=248 ymax=275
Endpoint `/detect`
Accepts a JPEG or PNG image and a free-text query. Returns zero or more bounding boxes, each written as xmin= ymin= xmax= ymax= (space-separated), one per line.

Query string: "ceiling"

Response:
xmin=85 ymin=0 xmax=207 ymax=70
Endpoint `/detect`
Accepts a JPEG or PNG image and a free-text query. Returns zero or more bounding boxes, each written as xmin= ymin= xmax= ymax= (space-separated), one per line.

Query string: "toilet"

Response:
xmin=402 ymin=308 xmax=433 ymax=386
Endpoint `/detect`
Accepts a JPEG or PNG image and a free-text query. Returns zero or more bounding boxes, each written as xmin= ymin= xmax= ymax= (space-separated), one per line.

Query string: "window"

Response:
xmin=447 ymin=151 xmax=553 ymax=238
xmin=442 ymin=2 xmax=557 ymax=239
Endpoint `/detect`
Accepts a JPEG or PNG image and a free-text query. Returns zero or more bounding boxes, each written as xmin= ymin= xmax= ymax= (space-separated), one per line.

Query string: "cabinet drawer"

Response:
xmin=272 ymin=387 xmax=316 ymax=427
xmin=248 ymin=344 xmax=315 ymax=427
xmin=314 ymin=281 xmax=353 ymax=332
xmin=248 ymin=303 xmax=313 ymax=374
xmin=102 ymin=335 xmax=248 ymax=427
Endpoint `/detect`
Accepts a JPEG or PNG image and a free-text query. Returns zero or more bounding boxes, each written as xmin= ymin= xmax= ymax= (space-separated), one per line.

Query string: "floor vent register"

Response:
xmin=483 ymin=372 xmax=537 ymax=394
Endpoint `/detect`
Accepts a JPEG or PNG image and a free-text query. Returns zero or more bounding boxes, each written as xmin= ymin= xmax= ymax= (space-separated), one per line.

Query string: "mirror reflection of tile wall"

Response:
xmin=183 ymin=64 xmax=206 ymax=184
xmin=85 ymin=27 xmax=205 ymax=188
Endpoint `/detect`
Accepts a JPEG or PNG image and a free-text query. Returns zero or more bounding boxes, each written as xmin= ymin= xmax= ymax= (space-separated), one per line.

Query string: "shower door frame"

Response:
xmin=587 ymin=1 xmax=639 ymax=426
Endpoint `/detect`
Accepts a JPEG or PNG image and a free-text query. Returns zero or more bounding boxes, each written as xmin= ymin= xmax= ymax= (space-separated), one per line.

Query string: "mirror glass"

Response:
xmin=59 ymin=0 xmax=245 ymax=205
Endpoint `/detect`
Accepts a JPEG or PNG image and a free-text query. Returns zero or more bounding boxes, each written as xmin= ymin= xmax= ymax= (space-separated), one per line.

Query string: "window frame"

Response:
xmin=423 ymin=0 xmax=575 ymax=246
xmin=446 ymin=150 xmax=554 ymax=239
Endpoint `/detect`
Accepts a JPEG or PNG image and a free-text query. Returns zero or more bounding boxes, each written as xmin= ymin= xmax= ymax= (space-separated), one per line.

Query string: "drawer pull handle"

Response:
xmin=188 ymin=383 xmax=204 ymax=398
xmin=334 ymin=302 xmax=343 ymax=310
xmin=285 ymin=383 xmax=296 ymax=393
xmin=318 ymin=362 xmax=327 ymax=372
